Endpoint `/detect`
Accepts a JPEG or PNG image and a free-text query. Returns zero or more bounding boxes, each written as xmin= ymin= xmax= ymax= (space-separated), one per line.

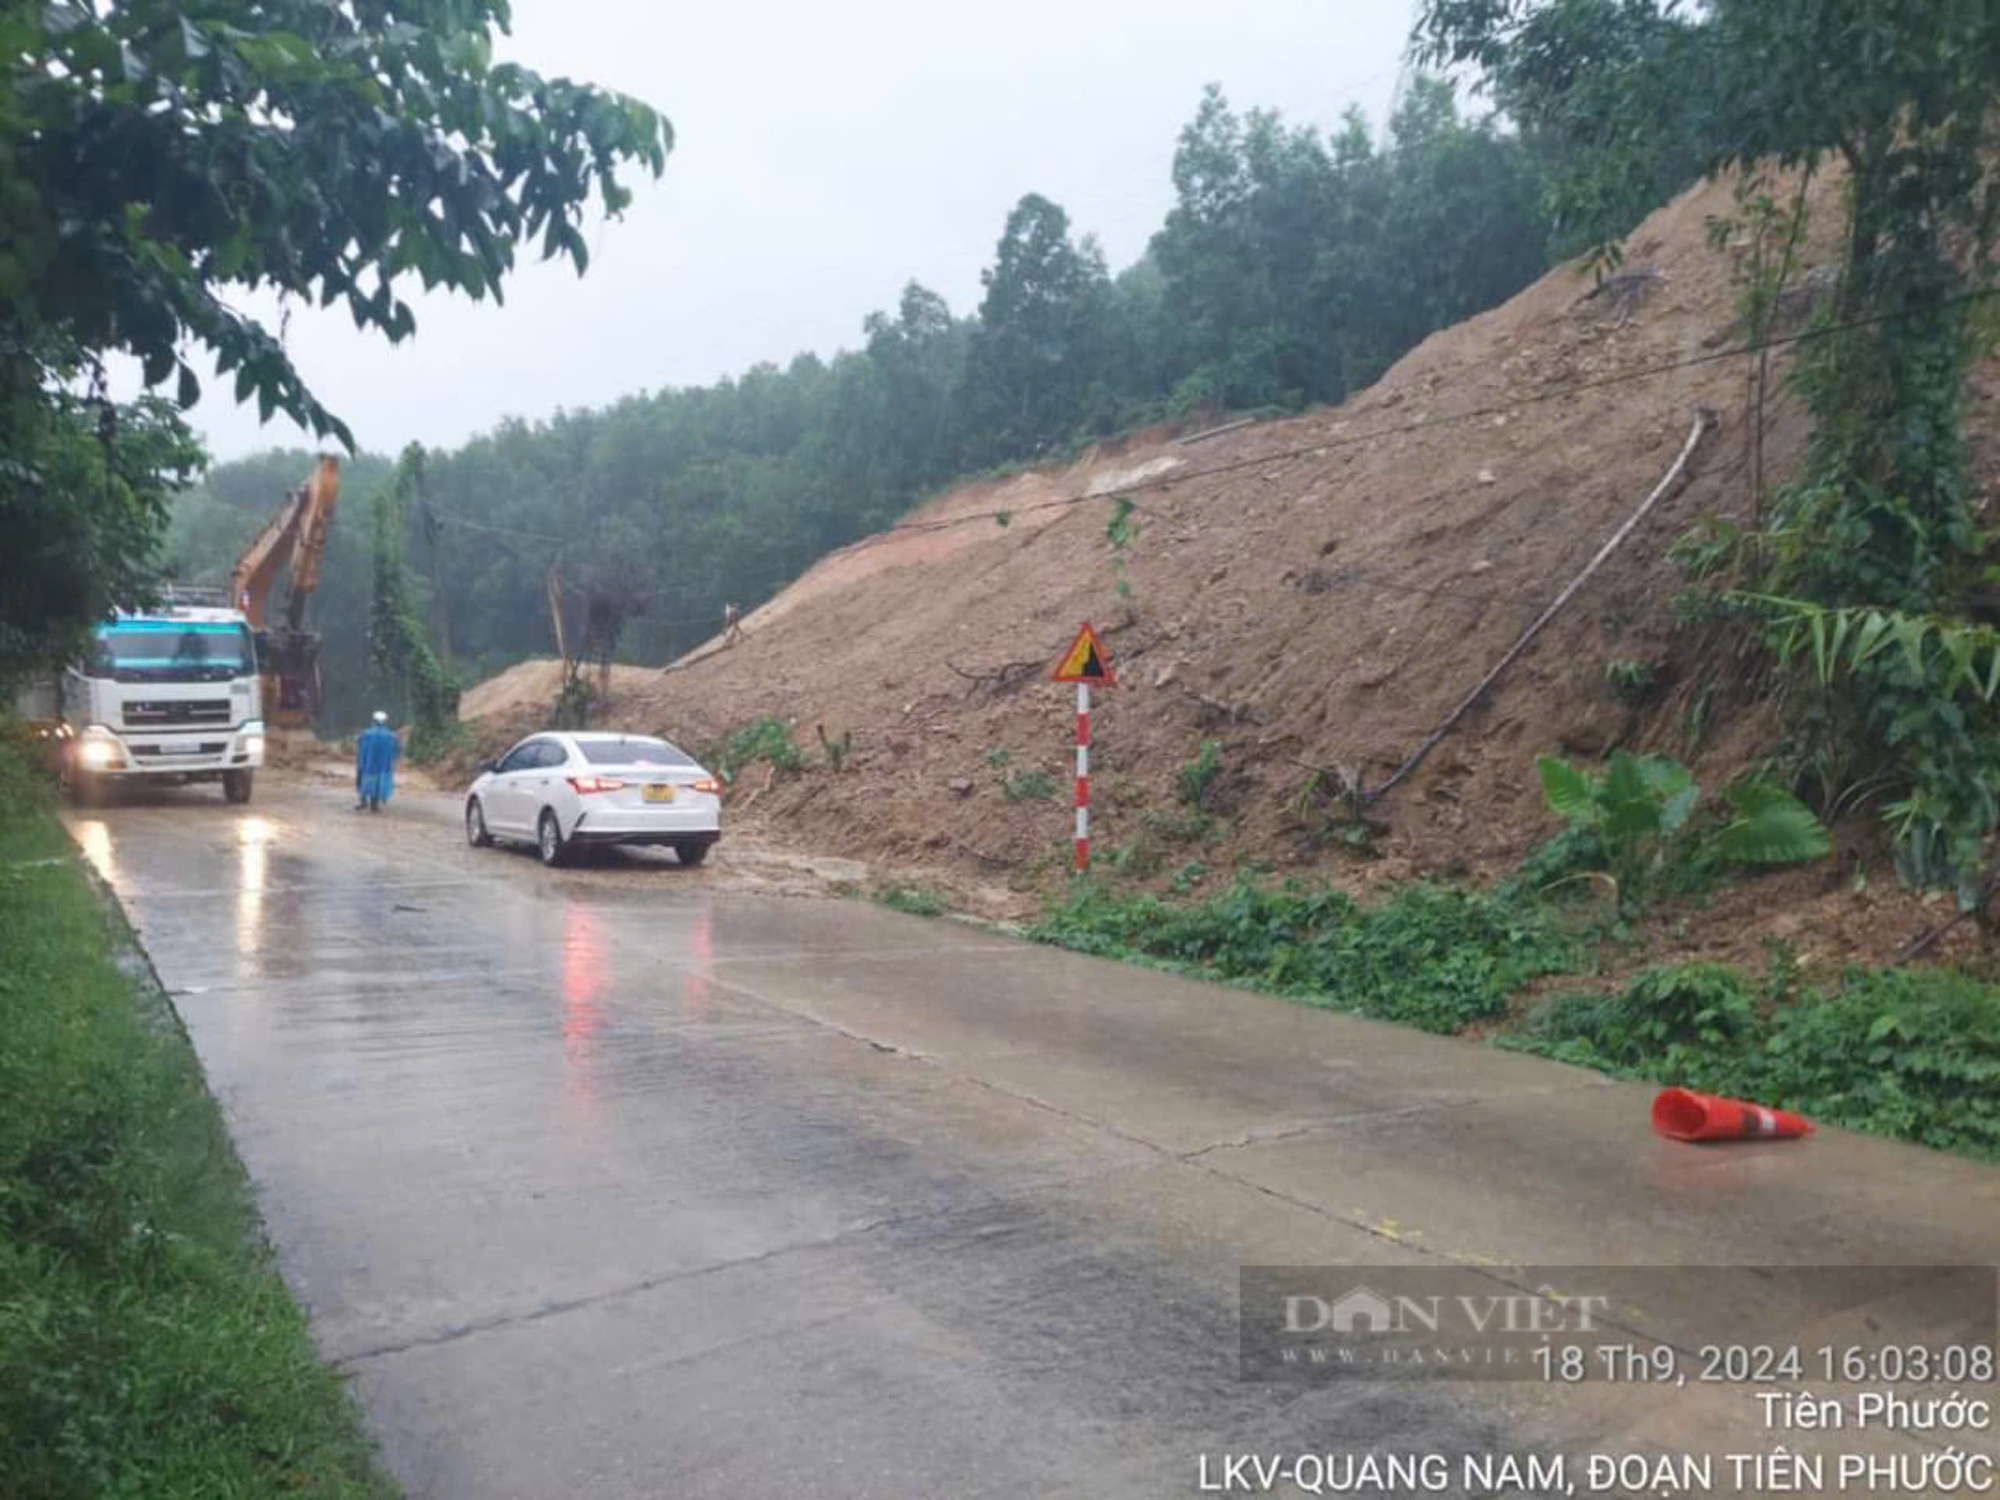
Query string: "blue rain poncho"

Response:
xmin=355 ymin=723 xmax=400 ymax=806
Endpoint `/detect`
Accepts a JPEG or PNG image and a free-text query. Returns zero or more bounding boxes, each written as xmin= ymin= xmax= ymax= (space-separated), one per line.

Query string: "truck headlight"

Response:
xmin=78 ymin=731 xmax=121 ymax=769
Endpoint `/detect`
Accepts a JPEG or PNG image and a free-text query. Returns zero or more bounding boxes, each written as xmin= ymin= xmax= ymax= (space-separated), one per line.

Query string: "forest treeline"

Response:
xmin=169 ymin=77 xmax=1578 ymax=728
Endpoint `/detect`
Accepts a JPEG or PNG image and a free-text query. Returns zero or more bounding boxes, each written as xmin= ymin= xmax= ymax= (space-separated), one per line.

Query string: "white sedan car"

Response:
xmin=466 ymin=731 xmax=723 ymax=868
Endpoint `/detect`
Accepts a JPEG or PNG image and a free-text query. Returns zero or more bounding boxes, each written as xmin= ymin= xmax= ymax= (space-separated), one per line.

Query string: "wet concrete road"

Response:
xmin=73 ymin=781 xmax=2000 ymax=1497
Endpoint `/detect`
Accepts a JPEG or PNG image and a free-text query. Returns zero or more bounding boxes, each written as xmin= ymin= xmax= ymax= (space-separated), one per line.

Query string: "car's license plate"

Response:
xmin=643 ymin=784 xmax=675 ymax=803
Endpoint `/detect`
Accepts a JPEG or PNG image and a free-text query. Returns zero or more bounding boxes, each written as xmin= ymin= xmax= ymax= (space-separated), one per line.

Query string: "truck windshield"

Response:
xmin=88 ymin=623 xmax=256 ymax=684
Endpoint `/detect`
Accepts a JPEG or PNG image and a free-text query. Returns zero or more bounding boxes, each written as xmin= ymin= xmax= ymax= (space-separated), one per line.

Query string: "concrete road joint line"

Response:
xmin=332 ymin=1215 xmax=904 ymax=1366
xmin=736 ymin=969 xmax=1719 ymax=1289
xmin=331 ymin=1147 xmax=1165 ymax=1370
xmin=127 ymin=877 xmax=486 ymax=899
xmin=706 ymin=965 xmax=1606 ymax=1179
xmin=1176 ymin=1082 xmax=1614 ymax=1162
xmin=701 ymin=967 xmax=1623 ymax=1277
xmin=707 ymin=944 xmax=1024 ymax=967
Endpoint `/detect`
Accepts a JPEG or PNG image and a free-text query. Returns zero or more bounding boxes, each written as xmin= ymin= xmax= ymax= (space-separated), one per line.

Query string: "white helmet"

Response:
xmin=372 ymin=711 xmax=388 ymax=724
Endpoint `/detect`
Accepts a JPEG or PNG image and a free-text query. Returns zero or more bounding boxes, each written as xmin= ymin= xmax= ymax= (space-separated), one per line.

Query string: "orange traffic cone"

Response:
xmin=1651 ymin=1087 xmax=1814 ymax=1143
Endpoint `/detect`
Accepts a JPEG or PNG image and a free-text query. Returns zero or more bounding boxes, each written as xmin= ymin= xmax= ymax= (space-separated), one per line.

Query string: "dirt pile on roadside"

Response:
xmin=456 ymin=169 xmax=1999 ymax=963
xmin=458 ymin=660 xmax=657 ymax=722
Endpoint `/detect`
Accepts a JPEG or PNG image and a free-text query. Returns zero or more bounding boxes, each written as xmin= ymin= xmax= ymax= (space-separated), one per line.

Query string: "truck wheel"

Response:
xmin=223 ymin=770 xmax=254 ymax=804
xmin=68 ymin=771 xmax=103 ymax=809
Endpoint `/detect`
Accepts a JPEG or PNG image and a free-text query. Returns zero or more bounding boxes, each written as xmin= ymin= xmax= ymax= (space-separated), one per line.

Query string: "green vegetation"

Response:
xmin=1104 ymin=496 xmax=1140 ymax=598
xmin=1176 ymin=740 xmax=1222 ymax=807
xmin=1423 ymin=0 xmax=2000 ymax=902
xmin=552 ymin=671 xmax=595 ymax=732
xmin=0 ymin=396 xmax=204 ymax=692
xmin=1533 ymin=751 xmax=1828 ymax=913
xmin=710 ymin=716 xmax=805 ymax=781
xmin=874 ymin=885 xmax=948 ymax=918
xmin=1030 ymin=878 xmax=1576 ymax=1034
xmin=2 ymin=2 xmax=668 ymax=693
xmin=1036 ymin=802 xmax=2000 ymax=1162
xmin=1601 ymin=657 xmax=1655 ymax=705
xmin=1142 ymin=806 xmax=1221 ymax=847
xmin=1513 ymin=962 xmax=2000 ymax=1162
xmin=0 ymin=743 xmax=396 ymax=1497
xmin=816 ymin=725 xmax=853 ymax=772
xmin=1104 ymin=839 xmax=1164 ymax=880
xmin=1002 ymin=768 xmax=1060 ymax=803
xmin=367 ymin=447 xmax=464 ymax=761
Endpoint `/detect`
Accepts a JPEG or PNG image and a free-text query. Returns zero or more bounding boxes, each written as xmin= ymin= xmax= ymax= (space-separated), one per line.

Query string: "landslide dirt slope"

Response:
xmin=462 ymin=171 xmax=2000 ymax=965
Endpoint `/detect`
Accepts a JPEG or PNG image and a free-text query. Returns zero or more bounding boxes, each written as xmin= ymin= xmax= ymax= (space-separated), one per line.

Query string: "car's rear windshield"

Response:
xmin=577 ymin=738 xmax=697 ymax=768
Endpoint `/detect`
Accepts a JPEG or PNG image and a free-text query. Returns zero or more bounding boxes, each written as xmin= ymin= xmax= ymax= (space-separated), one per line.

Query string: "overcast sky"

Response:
xmin=190 ymin=0 xmax=1413 ymax=461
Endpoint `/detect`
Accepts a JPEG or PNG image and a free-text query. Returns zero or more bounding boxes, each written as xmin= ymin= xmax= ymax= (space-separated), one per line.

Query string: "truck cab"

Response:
xmin=63 ymin=591 xmax=266 ymax=804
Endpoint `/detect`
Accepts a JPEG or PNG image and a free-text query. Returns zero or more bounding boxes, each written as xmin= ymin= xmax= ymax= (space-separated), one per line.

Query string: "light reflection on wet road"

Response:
xmin=72 ymin=780 xmax=2000 ymax=1497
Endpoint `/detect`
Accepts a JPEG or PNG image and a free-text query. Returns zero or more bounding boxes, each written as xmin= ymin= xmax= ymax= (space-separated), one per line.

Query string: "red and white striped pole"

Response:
xmin=1074 ymin=681 xmax=1091 ymax=872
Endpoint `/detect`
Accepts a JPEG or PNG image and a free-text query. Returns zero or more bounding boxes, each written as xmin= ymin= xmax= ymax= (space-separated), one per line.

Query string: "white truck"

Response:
xmin=36 ymin=588 xmax=267 ymax=805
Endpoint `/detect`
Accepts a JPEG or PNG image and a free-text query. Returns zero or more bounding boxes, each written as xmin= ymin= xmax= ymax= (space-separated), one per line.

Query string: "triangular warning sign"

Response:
xmin=1051 ymin=621 xmax=1115 ymax=685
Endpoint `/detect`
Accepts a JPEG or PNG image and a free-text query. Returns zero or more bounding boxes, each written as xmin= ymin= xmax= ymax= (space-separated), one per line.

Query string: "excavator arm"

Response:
xmin=285 ymin=457 xmax=341 ymax=633
xmin=233 ymin=456 xmax=340 ymax=727
xmin=231 ymin=456 xmax=339 ymax=626
xmin=231 ymin=490 xmax=305 ymax=629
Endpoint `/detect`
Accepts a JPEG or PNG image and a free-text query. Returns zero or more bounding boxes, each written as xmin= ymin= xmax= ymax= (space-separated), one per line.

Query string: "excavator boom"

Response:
xmin=231 ymin=491 xmax=304 ymax=630
xmin=233 ymin=456 xmax=341 ymax=728
xmin=285 ymin=457 xmax=341 ymax=632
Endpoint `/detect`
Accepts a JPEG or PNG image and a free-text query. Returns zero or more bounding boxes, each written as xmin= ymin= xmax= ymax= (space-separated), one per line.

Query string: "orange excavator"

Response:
xmin=232 ymin=455 xmax=341 ymax=729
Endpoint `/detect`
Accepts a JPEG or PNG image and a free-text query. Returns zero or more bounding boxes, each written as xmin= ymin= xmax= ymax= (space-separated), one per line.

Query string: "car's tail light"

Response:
xmin=690 ymin=776 xmax=723 ymax=795
xmin=568 ymin=776 xmax=626 ymax=794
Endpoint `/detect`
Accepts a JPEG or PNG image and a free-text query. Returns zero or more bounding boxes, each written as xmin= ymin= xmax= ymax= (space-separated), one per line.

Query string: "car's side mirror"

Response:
xmin=474 ymin=759 xmax=497 ymax=775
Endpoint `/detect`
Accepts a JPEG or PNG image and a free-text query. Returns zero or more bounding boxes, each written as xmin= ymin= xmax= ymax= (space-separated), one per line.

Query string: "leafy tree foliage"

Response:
xmin=1150 ymin=81 xmax=1547 ymax=409
xmin=1 ymin=0 xmax=669 ymax=687
xmin=964 ymin=195 xmax=1118 ymax=464
xmin=1415 ymin=0 xmax=1722 ymax=255
xmin=0 ymin=390 xmax=203 ymax=685
xmin=367 ymin=447 xmax=461 ymax=759
xmin=1426 ymin=0 xmax=2000 ymax=891
xmin=6 ymin=0 xmax=669 ymax=441
xmin=1713 ymin=0 xmax=2000 ymax=892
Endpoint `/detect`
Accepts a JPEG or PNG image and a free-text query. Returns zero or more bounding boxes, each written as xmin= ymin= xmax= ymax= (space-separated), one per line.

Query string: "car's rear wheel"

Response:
xmin=466 ymin=798 xmax=492 ymax=848
xmin=537 ymin=809 xmax=568 ymax=868
xmin=673 ymin=838 xmax=712 ymax=868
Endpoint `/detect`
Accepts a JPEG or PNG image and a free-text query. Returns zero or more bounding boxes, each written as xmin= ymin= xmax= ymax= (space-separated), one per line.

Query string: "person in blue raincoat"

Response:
xmin=355 ymin=710 xmax=400 ymax=812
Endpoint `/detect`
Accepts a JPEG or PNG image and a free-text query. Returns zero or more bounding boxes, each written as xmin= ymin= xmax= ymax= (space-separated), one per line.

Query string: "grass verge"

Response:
xmin=0 ymin=736 xmax=398 ymax=1498
xmin=1511 ymin=960 xmax=2000 ymax=1161
xmin=1029 ymin=876 xmax=1578 ymax=1033
xmin=874 ymin=884 xmax=949 ymax=918
xmin=1029 ymin=864 xmax=2000 ymax=1162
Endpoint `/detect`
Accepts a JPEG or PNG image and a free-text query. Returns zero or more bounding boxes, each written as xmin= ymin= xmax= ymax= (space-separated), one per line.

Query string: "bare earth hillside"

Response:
xmin=460 ymin=172 xmax=2000 ymax=970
